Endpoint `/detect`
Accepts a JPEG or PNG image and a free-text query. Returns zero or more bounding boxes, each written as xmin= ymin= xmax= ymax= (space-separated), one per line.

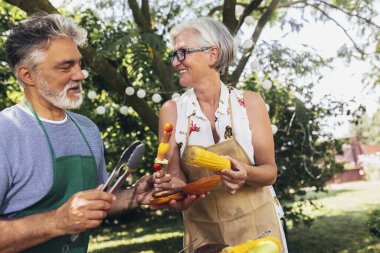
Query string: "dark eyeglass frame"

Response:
xmin=169 ymin=47 xmax=211 ymax=62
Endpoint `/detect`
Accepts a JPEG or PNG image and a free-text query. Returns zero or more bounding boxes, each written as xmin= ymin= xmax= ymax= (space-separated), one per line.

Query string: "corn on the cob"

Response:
xmin=154 ymin=123 xmax=173 ymax=168
xmin=221 ymin=237 xmax=281 ymax=253
xmin=186 ymin=146 xmax=231 ymax=171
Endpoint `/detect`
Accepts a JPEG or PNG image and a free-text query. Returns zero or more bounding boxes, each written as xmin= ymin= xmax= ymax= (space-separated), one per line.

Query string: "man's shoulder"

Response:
xmin=67 ymin=111 xmax=99 ymax=130
xmin=0 ymin=105 xmax=21 ymax=128
xmin=0 ymin=106 xmax=27 ymax=145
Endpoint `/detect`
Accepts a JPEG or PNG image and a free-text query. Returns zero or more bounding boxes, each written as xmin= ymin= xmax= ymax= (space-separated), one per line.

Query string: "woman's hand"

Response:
xmin=153 ymin=170 xmax=186 ymax=190
xmin=150 ymin=171 xmax=206 ymax=210
xmin=218 ymin=157 xmax=248 ymax=194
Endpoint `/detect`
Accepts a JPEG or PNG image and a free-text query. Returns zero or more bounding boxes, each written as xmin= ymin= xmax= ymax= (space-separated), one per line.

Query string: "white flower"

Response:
xmin=242 ymin=39 xmax=254 ymax=49
xmin=82 ymin=69 xmax=89 ymax=79
xmin=271 ymin=124 xmax=278 ymax=135
xmin=137 ymin=89 xmax=146 ymax=98
xmin=265 ymin=103 xmax=270 ymax=112
xmin=96 ymin=106 xmax=105 ymax=115
xmin=171 ymin=92 xmax=180 ymax=100
xmin=262 ymin=80 xmax=272 ymax=90
xmin=152 ymin=93 xmax=162 ymax=103
xmin=87 ymin=90 xmax=96 ymax=100
xmin=125 ymin=87 xmax=135 ymax=96
xmin=236 ymin=5 xmax=244 ymax=16
xmin=234 ymin=36 xmax=241 ymax=47
xmin=120 ymin=105 xmax=129 ymax=115
xmin=251 ymin=60 xmax=259 ymax=71
xmin=244 ymin=16 xmax=255 ymax=26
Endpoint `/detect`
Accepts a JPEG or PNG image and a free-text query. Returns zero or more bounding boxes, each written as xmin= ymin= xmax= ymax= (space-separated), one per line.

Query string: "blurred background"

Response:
xmin=0 ymin=0 xmax=379 ymax=252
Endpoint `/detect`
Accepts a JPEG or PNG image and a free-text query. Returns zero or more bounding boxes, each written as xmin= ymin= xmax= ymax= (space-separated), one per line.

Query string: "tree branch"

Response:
xmin=141 ymin=0 xmax=151 ymax=25
xmin=82 ymin=47 xmax=159 ymax=132
xmin=308 ymin=3 xmax=366 ymax=57
xmin=127 ymin=0 xmax=151 ymax=33
xmin=127 ymin=0 xmax=176 ymax=94
xmin=222 ymin=0 xmax=238 ymax=34
xmin=276 ymin=0 xmax=307 ymax=9
xmin=3 ymin=0 xmax=159 ymax=134
xmin=229 ymin=0 xmax=280 ymax=84
xmin=208 ymin=5 xmax=223 ymax=16
xmin=235 ymin=0 xmax=265 ymax=34
xmin=3 ymin=0 xmax=58 ymax=15
xmin=317 ymin=0 xmax=380 ymax=30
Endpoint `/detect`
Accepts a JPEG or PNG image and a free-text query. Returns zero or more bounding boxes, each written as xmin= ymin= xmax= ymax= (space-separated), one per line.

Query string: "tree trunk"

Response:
xmin=4 ymin=0 xmax=159 ymax=134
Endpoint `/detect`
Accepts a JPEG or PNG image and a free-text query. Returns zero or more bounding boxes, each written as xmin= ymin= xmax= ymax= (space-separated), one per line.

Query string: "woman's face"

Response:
xmin=172 ymin=29 xmax=212 ymax=87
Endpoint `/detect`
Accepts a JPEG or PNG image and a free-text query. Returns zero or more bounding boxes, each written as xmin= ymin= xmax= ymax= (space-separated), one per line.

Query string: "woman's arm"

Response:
xmin=244 ymin=91 xmax=278 ymax=185
xmin=219 ymin=91 xmax=278 ymax=193
xmin=158 ymin=100 xmax=187 ymax=184
xmin=153 ymin=100 xmax=205 ymax=210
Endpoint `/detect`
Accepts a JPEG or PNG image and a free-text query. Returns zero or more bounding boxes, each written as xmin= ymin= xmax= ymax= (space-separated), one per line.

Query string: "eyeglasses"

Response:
xmin=169 ymin=47 xmax=211 ymax=62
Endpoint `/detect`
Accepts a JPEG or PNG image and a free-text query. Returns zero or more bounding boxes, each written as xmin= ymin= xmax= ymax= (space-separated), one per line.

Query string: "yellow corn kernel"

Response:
xmin=221 ymin=237 xmax=281 ymax=253
xmin=186 ymin=146 xmax=231 ymax=171
xmin=157 ymin=142 xmax=169 ymax=155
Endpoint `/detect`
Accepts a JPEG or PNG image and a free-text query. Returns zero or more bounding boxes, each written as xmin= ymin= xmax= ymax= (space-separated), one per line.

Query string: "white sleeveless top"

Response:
xmin=175 ymin=82 xmax=255 ymax=165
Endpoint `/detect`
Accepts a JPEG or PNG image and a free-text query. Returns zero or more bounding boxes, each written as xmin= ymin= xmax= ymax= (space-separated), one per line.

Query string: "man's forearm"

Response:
xmin=0 ymin=210 xmax=63 ymax=253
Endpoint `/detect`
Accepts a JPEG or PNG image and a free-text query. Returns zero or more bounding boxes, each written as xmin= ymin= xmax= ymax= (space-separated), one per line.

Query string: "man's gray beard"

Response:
xmin=36 ymin=73 xmax=83 ymax=109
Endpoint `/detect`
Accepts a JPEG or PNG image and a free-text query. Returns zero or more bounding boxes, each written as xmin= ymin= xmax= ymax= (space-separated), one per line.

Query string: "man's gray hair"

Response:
xmin=5 ymin=12 xmax=87 ymax=86
xmin=170 ymin=17 xmax=236 ymax=74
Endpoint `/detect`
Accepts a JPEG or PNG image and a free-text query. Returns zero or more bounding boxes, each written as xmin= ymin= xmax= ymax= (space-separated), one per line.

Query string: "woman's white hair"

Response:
xmin=170 ymin=17 xmax=236 ymax=74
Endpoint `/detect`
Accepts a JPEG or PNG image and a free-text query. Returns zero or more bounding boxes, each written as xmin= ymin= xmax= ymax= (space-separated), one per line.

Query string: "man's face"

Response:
xmin=34 ymin=37 xmax=85 ymax=109
xmin=35 ymin=70 xmax=83 ymax=109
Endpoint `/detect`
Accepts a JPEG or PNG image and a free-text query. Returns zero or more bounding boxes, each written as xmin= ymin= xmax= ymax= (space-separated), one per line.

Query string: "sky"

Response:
xmin=50 ymin=0 xmax=380 ymax=139
xmin=253 ymin=8 xmax=380 ymax=139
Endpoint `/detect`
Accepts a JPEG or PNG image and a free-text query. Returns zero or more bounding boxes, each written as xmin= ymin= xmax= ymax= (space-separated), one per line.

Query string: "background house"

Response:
xmin=330 ymin=135 xmax=380 ymax=183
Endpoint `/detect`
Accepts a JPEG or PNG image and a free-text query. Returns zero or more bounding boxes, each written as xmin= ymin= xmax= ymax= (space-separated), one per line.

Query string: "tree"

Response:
xmin=350 ymin=108 xmax=380 ymax=145
xmin=1 ymin=0 xmax=379 ymax=225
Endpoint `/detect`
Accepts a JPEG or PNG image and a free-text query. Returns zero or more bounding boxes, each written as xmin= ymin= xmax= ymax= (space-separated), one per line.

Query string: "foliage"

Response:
xmin=0 ymin=3 xmax=24 ymax=109
xmin=1 ymin=0 xmax=379 ymax=227
xmin=350 ymin=108 xmax=380 ymax=145
xmin=238 ymin=40 xmax=345 ymax=224
xmin=366 ymin=208 xmax=380 ymax=238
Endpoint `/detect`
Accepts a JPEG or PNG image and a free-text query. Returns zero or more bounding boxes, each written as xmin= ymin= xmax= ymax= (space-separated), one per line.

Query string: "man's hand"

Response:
xmin=53 ymin=185 xmax=115 ymax=235
xmin=135 ymin=175 xmax=155 ymax=205
xmin=134 ymin=172 xmax=177 ymax=206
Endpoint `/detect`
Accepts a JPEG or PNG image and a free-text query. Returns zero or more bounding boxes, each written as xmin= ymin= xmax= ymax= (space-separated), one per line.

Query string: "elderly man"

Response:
xmin=0 ymin=13 xmax=155 ymax=253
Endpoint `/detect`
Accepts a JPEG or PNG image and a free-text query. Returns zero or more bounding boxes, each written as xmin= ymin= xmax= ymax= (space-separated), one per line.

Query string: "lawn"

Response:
xmin=286 ymin=180 xmax=380 ymax=253
xmin=88 ymin=180 xmax=380 ymax=253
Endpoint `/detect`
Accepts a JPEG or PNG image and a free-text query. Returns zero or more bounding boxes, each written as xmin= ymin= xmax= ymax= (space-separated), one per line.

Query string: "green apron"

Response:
xmin=16 ymin=98 xmax=98 ymax=253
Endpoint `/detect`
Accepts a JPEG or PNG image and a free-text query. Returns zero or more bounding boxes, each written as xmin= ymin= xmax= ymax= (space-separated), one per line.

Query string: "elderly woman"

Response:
xmin=155 ymin=17 xmax=288 ymax=252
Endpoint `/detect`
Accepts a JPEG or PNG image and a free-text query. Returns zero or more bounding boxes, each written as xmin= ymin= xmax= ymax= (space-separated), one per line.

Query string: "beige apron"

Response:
xmin=180 ymin=98 xmax=284 ymax=253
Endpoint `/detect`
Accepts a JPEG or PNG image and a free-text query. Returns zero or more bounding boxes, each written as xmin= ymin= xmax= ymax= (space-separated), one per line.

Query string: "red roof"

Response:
xmin=362 ymin=145 xmax=380 ymax=155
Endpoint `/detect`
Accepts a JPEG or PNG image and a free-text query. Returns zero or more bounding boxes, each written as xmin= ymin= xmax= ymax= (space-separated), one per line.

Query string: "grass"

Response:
xmin=286 ymin=180 xmax=380 ymax=253
xmin=88 ymin=180 xmax=380 ymax=253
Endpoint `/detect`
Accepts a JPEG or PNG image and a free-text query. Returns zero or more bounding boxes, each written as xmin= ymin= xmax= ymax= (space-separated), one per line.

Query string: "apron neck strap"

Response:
xmin=227 ymin=94 xmax=235 ymax=134
xmin=22 ymin=98 xmax=95 ymax=158
xmin=66 ymin=113 xmax=95 ymax=158
xmin=23 ymin=98 xmax=56 ymax=159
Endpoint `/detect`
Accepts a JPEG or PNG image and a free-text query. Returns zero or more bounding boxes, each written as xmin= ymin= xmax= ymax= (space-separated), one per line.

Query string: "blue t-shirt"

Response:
xmin=0 ymin=104 xmax=108 ymax=216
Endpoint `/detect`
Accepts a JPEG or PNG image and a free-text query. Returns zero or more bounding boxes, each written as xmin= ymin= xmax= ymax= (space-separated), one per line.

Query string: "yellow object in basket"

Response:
xmin=186 ymin=146 xmax=231 ymax=171
xmin=221 ymin=237 xmax=281 ymax=253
